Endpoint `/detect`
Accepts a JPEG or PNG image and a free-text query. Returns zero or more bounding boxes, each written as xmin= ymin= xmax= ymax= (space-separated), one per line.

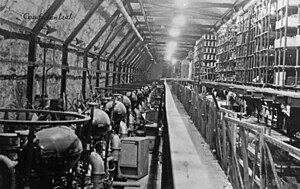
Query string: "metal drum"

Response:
xmin=32 ymin=126 xmax=83 ymax=175
xmin=14 ymin=130 xmax=29 ymax=146
xmin=85 ymin=109 xmax=111 ymax=138
xmin=0 ymin=133 xmax=20 ymax=160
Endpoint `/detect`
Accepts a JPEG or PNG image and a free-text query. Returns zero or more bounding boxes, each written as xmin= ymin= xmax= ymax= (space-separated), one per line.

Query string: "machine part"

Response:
xmin=33 ymin=126 xmax=83 ymax=175
xmin=105 ymin=101 xmax=127 ymax=129
xmin=0 ymin=133 xmax=20 ymax=147
xmin=89 ymin=152 xmax=105 ymax=189
xmin=121 ymin=95 xmax=131 ymax=109
xmin=0 ymin=155 xmax=17 ymax=189
xmin=111 ymin=134 xmax=121 ymax=161
xmin=0 ymin=133 xmax=20 ymax=161
xmin=112 ymin=181 xmax=140 ymax=187
xmin=14 ymin=130 xmax=29 ymax=146
xmin=85 ymin=108 xmax=111 ymax=138
xmin=119 ymin=121 xmax=128 ymax=139
xmin=105 ymin=101 xmax=127 ymax=116
xmin=119 ymin=137 xmax=149 ymax=179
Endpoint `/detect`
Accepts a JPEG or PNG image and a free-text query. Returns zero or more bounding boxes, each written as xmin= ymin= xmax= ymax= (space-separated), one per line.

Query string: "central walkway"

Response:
xmin=170 ymin=85 xmax=233 ymax=189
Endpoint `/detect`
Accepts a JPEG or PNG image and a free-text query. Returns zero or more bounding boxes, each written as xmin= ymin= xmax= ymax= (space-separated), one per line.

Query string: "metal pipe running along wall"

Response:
xmin=114 ymin=0 xmax=157 ymax=64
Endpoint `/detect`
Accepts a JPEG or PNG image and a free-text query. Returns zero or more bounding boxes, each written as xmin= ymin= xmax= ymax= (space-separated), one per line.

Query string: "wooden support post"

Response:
xmin=222 ymin=113 xmax=227 ymax=169
xmin=96 ymin=58 xmax=100 ymax=87
xmin=264 ymin=142 xmax=282 ymax=188
xmin=117 ymin=62 xmax=123 ymax=84
xmin=112 ymin=61 xmax=117 ymax=85
xmin=250 ymin=141 xmax=259 ymax=189
xmin=82 ymin=53 xmax=88 ymax=100
xmin=241 ymin=127 xmax=250 ymax=189
xmin=26 ymin=34 xmax=36 ymax=104
xmin=61 ymin=44 xmax=68 ymax=98
xmin=105 ymin=60 xmax=110 ymax=87
xmin=259 ymin=127 xmax=265 ymax=189
xmin=129 ymin=66 xmax=133 ymax=83
xmin=125 ymin=65 xmax=129 ymax=83
xmin=122 ymin=62 xmax=127 ymax=83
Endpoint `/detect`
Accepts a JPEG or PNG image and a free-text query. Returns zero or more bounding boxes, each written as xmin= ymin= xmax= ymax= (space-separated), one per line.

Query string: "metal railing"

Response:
xmin=171 ymin=81 xmax=300 ymax=189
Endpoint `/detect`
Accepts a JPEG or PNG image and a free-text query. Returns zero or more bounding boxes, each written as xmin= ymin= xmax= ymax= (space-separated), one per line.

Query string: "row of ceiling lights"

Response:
xmin=165 ymin=0 xmax=189 ymax=64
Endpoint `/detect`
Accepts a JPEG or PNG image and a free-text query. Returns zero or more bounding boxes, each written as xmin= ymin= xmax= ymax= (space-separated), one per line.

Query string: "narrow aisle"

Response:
xmin=170 ymin=88 xmax=233 ymax=189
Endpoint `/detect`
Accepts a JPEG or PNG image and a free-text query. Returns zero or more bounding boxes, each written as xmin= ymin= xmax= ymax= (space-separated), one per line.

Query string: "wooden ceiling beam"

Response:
xmin=32 ymin=0 xmax=65 ymax=34
xmin=132 ymin=11 xmax=222 ymax=19
xmin=144 ymin=32 xmax=201 ymax=39
xmin=136 ymin=21 xmax=213 ymax=29
xmin=85 ymin=10 xmax=120 ymax=52
xmin=65 ymin=0 xmax=104 ymax=44
xmin=128 ymin=0 xmax=233 ymax=8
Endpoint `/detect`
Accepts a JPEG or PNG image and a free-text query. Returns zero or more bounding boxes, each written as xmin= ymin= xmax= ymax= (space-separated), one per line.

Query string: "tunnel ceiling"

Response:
xmin=0 ymin=0 xmax=248 ymax=70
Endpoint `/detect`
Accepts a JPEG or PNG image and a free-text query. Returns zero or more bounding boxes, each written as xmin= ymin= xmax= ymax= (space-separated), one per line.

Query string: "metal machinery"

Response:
xmin=0 ymin=109 xmax=90 ymax=189
xmin=0 ymin=83 xmax=157 ymax=189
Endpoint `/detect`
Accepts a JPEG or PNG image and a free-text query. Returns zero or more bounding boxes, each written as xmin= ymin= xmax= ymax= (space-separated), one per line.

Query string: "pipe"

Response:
xmin=119 ymin=121 xmax=128 ymax=139
xmin=89 ymin=152 xmax=105 ymax=189
xmin=225 ymin=0 xmax=258 ymax=25
xmin=111 ymin=134 xmax=121 ymax=161
xmin=0 ymin=155 xmax=17 ymax=189
xmin=114 ymin=0 xmax=157 ymax=64
xmin=113 ymin=181 xmax=141 ymax=187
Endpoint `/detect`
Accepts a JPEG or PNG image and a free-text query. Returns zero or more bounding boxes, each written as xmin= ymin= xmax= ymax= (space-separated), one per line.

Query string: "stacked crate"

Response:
xmin=274 ymin=0 xmax=300 ymax=87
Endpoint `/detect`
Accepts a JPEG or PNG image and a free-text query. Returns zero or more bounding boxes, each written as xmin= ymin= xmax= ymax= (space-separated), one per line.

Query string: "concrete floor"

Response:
xmin=171 ymin=92 xmax=233 ymax=189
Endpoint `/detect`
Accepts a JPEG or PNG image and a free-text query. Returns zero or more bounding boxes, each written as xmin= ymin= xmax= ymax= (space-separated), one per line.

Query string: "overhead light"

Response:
xmin=173 ymin=15 xmax=186 ymax=27
xmin=171 ymin=58 xmax=177 ymax=65
xmin=165 ymin=54 xmax=171 ymax=61
xmin=175 ymin=0 xmax=188 ymax=8
xmin=169 ymin=28 xmax=180 ymax=37
xmin=167 ymin=41 xmax=177 ymax=50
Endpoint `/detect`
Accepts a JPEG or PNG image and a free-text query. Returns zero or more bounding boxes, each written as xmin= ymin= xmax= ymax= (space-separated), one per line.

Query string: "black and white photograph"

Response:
xmin=0 ymin=0 xmax=299 ymax=188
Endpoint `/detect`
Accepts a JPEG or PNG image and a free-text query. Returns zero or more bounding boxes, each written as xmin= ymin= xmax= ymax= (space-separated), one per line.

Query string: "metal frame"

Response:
xmin=32 ymin=0 xmax=66 ymax=34
xmin=85 ymin=10 xmax=121 ymax=52
xmin=98 ymin=20 xmax=128 ymax=56
xmin=107 ymin=33 xmax=135 ymax=86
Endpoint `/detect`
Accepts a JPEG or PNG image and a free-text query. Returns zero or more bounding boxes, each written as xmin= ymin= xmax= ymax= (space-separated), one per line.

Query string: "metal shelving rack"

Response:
xmin=198 ymin=34 xmax=217 ymax=81
xmin=253 ymin=0 xmax=277 ymax=87
xmin=216 ymin=25 xmax=237 ymax=82
xmin=274 ymin=0 xmax=300 ymax=87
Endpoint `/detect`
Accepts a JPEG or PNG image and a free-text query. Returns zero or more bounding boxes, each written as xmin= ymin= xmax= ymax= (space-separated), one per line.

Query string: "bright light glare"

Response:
xmin=165 ymin=55 xmax=171 ymax=61
xmin=171 ymin=58 xmax=177 ymax=65
xmin=175 ymin=0 xmax=188 ymax=8
xmin=167 ymin=41 xmax=177 ymax=51
xmin=169 ymin=28 xmax=180 ymax=37
xmin=173 ymin=15 xmax=186 ymax=27
xmin=166 ymin=41 xmax=177 ymax=61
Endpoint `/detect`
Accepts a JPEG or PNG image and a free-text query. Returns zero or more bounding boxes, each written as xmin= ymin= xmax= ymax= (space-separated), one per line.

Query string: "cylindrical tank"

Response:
xmin=32 ymin=126 xmax=82 ymax=175
xmin=85 ymin=109 xmax=111 ymax=138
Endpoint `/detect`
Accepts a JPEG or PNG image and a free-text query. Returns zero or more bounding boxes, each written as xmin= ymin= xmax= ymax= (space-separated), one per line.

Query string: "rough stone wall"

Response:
xmin=0 ymin=0 xmax=132 ymax=107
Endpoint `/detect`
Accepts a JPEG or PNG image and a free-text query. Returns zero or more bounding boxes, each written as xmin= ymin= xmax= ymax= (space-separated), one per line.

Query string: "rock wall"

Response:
xmin=0 ymin=0 xmax=131 ymax=108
